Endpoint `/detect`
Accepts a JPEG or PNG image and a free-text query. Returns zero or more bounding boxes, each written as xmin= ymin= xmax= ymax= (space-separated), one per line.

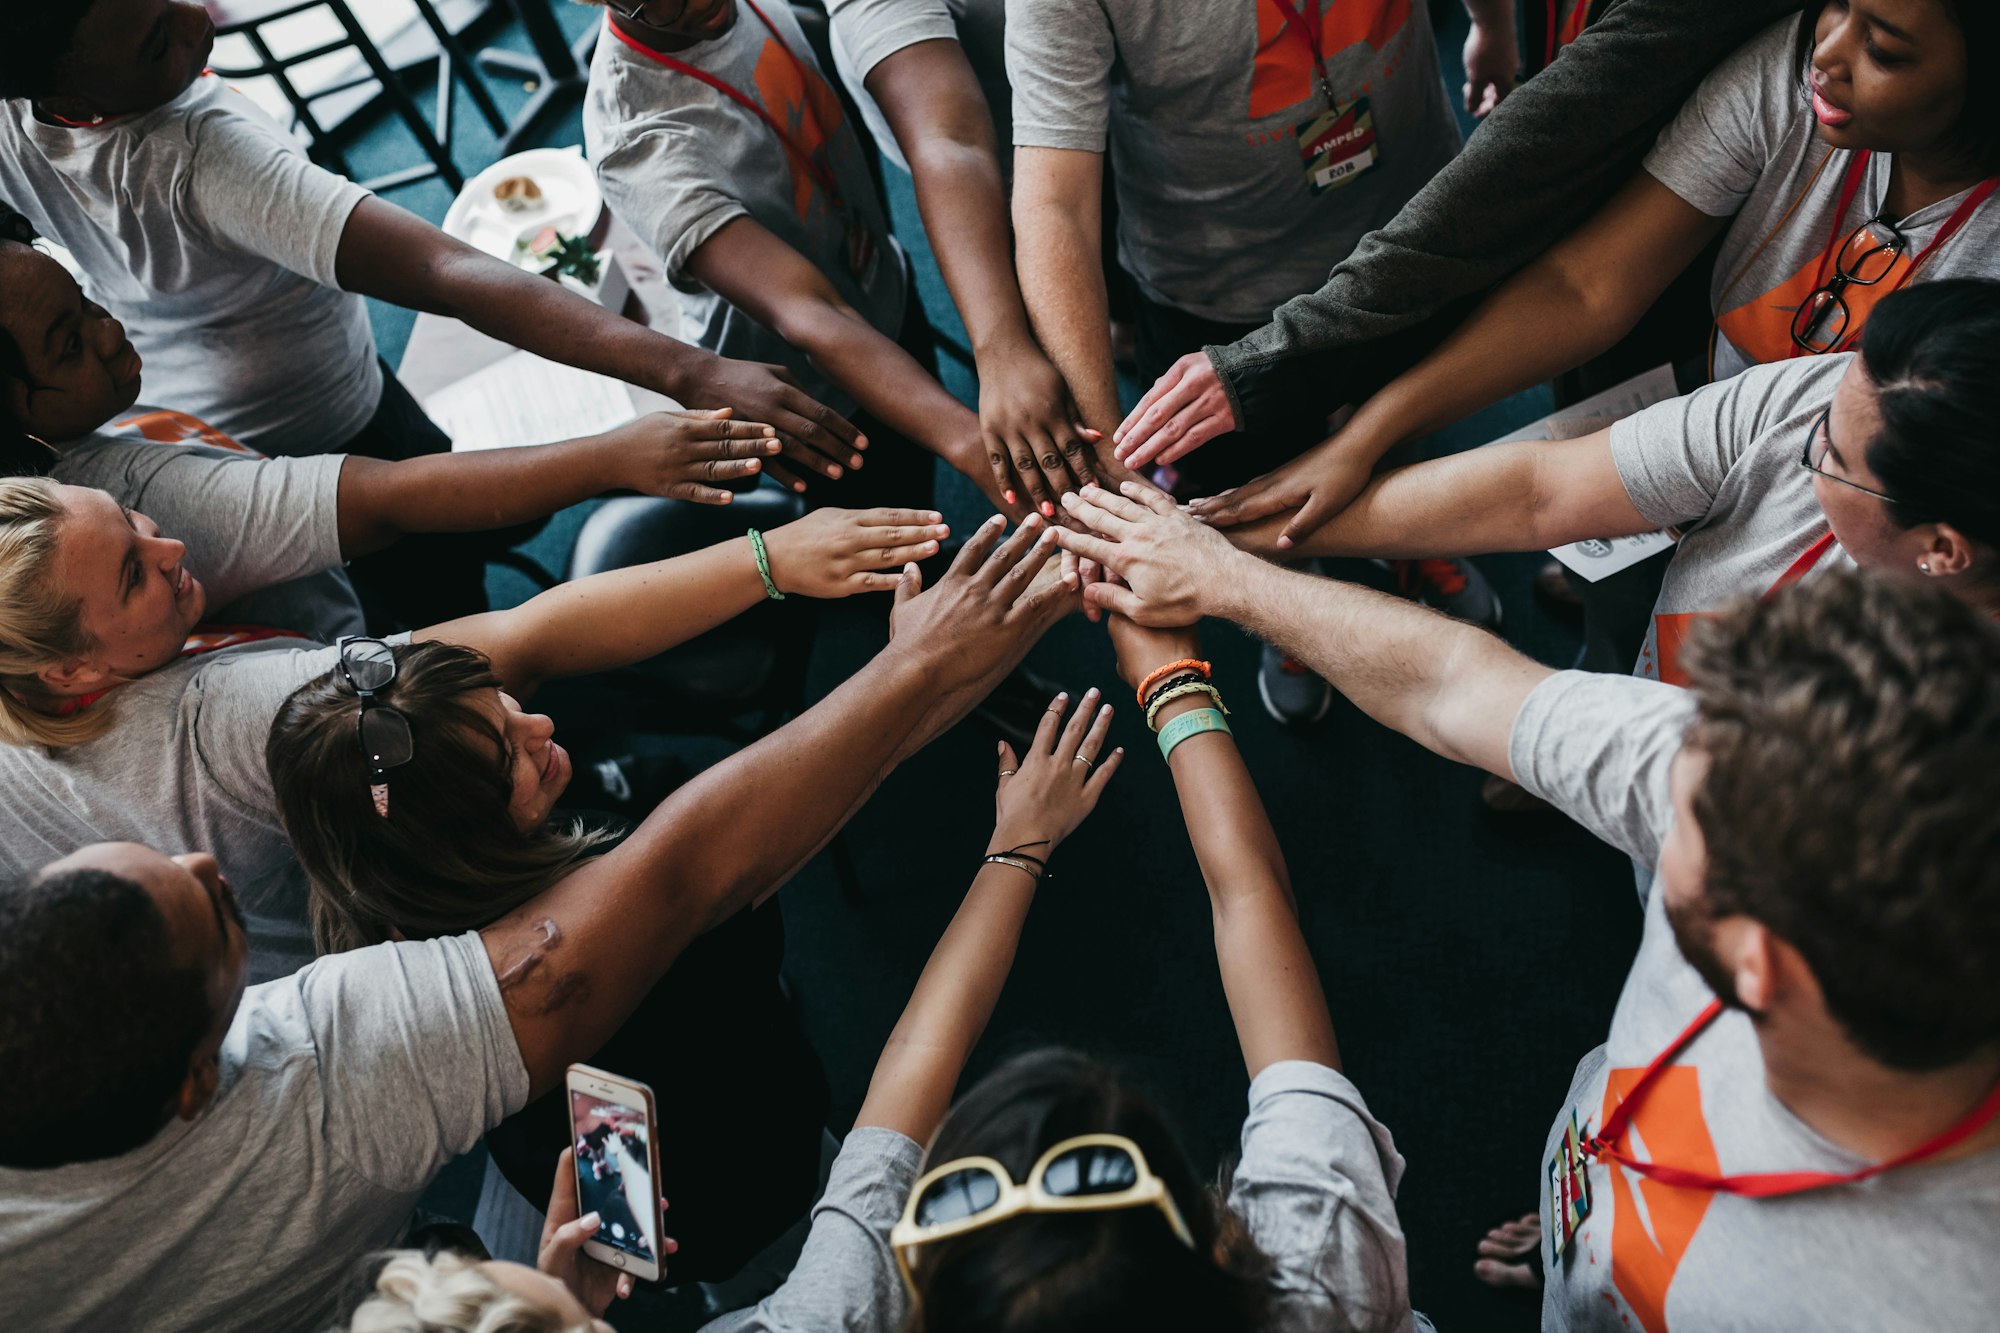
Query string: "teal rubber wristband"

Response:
xmin=1157 ymin=706 xmax=1230 ymax=762
xmin=748 ymin=528 xmax=785 ymax=600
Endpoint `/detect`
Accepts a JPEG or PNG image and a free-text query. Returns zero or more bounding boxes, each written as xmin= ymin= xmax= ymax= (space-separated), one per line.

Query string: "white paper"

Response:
xmin=425 ymin=350 xmax=639 ymax=452
xmin=1485 ymin=364 xmax=1683 ymax=582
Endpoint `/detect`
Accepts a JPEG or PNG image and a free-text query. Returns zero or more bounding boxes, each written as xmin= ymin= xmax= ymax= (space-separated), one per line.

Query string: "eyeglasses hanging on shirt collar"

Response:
xmin=1790 ymin=215 xmax=1908 ymax=355
xmin=1800 ymin=405 xmax=1900 ymax=505
xmin=604 ymin=0 xmax=692 ymax=24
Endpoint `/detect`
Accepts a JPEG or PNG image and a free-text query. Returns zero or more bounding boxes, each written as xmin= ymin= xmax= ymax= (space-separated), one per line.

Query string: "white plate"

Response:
xmin=442 ymin=147 xmax=605 ymax=269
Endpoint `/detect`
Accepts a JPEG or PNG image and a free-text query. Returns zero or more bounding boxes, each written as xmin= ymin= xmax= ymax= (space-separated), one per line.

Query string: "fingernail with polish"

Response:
xmin=1004 ymin=490 xmax=1016 ymax=505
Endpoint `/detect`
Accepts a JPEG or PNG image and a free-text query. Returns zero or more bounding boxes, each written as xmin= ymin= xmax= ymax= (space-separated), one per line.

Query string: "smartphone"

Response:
xmin=565 ymin=1064 xmax=666 ymax=1284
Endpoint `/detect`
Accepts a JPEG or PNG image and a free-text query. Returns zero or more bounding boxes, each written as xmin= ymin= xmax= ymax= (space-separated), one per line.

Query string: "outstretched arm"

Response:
xmin=864 ymin=38 xmax=1098 ymax=516
xmin=856 ymin=691 xmax=1123 ymax=1141
xmin=1106 ymin=618 xmax=1337 ymax=1078
xmin=486 ymin=520 xmax=1073 ymax=1096
xmin=333 ymin=196 xmax=864 ymax=484
xmin=1058 ymin=481 xmax=1550 ymax=778
xmin=683 ymin=218 xmax=1009 ymax=512
xmin=1212 ymin=424 xmax=1649 ymax=558
xmin=418 ymin=506 xmax=951 ymax=697
xmin=333 ymin=410 xmax=781 ymax=556
xmin=1012 ymin=148 xmax=1120 ymax=439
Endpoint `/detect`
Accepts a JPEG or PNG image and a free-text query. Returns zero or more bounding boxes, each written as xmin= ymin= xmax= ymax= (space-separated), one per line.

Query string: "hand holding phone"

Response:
xmin=565 ymin=1064 xmax=670 ymax=1286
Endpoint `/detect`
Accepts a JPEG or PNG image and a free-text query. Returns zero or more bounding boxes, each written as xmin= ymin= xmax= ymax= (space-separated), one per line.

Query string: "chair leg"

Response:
xmin=326 ymin=0 xmax=463 ymax=191
xmin=412 ymin=0 xmax=509 ymax=135
xmin=243 ymin=25 xmax=353 ymax=178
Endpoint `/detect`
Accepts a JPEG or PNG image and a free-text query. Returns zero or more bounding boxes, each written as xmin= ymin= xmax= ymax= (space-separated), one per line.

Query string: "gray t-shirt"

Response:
xmin=1610 ymin=355 xmax=1853 ymax=684
xmin=0 ymin=74 xmax=380 ymax=457
xmin=1005 ymin=0 xmax=1461 ymax=325
xmin=709 ymin=1062 xmax=1418 ymax=1332
xmin=50 ymin=414 xmax=365 ymax=643
xmin=586 ymin=1 xmax=906 ymax=417
xmin=1645 ymin=19 xmax=2000 ymax=380
xmin=0 ymin=931 xmax=530 ymax=1333
xmin=1510 ymin=671 xmax=2000 ymax=1331
xmin=827 ymin=0 xmax=1013 ymax=179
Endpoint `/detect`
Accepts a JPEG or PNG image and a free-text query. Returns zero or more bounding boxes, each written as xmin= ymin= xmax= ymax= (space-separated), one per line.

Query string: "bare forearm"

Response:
xmin=420 ymin=538 xmax=765 ymax=694
xmin=1462 ymin=0 xmax=1514 ymax=29
xmin=1208 ymin=558 xmax=1543 ymax=772
xmin=335 ymin=437 xmax=627 ymax=557
xmin=1014 ymin=201 xmax=1120 ymax=433
xmin=856 ymin=864 xmax=1037 ymax=1139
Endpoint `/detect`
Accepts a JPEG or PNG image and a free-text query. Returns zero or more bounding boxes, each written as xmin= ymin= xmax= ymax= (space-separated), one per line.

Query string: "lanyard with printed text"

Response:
xmin=1795 ymin=151 xmax=2000 ymax=357
xmin=1585 ymin=999 xmax=2000 ymax=1197
xmin=1268 ymin=0 xmax=1339 ymax=106
xmin=606 ymin=0 xmax=846 ymax=214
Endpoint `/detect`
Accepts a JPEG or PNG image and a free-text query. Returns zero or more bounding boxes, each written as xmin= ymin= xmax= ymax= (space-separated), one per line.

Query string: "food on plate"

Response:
xmin=492 ymin=175 xmax=544 ymax=213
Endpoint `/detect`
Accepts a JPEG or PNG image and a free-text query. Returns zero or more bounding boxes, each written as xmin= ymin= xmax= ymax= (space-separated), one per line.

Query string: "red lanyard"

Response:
xmin=606 ymin=0 xmax=846 ymax=214
xmin=52 ymin=623 xmax=308 ymax=716
xmin=1586 ymin=999 xmax=2000 ymax=1197
xmin=1267 ymin=0 xmax=1338 ymax=104
xmin=1765 ymin=531 xmax=1836 ymax=599
xmin=1797 ymin=151 xmax=2000 ymax=357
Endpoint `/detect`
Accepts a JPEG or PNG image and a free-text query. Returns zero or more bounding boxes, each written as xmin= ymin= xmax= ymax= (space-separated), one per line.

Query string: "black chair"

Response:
xmin=205 ymin=0 xmax=507 ymax=193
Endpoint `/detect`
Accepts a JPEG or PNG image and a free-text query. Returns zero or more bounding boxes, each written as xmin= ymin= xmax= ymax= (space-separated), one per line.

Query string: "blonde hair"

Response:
xmin=348 ymin=1251 xmax=584 ymax=1333
xmin=0 ymin=478 xmax=111 ymax=749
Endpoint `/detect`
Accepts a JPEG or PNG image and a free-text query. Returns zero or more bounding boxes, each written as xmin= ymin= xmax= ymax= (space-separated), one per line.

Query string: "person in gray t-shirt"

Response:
xmin=1187 ymin=280 xmax=2000 ymax=677
xmin=680 ymin=639 xmax=1422 ymax=1332
xmin=1054 ymin=483 xmax=2000 ymax=1330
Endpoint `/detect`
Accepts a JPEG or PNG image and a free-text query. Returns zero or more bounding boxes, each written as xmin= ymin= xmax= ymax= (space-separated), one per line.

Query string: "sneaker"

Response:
xmin=558 ymin=751 xmax=690 ymax=822
xmin=1532 ymin=557 xmax=1583 ymax=624
xmin=1391 ymin=556 xmax=1502 ymax=630
xmin=1258 ymin=643 xmax=1333 ymax=727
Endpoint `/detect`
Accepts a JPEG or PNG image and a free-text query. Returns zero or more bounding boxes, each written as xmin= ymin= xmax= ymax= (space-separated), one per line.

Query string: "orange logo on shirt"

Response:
xmin=752 ymin=37 xmax=845 ymax=222
xmin=111 ymin=410 xmax=249 ymax=453
xmin=1248 ymin=0 xmax=1411 ymax=119
xmin=1715 ymin=249 xmax=1912 ymax=366
xmin=1599 ymin=1065 xmax=1718 ymax=1332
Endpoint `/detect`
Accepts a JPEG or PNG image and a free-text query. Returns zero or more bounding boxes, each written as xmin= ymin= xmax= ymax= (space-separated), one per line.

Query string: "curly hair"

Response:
xmin=1680 ymin=568 xmax=2000 ymax=1070
xmin=0 ymin=3 xmax=97 ymax=102
xmin=0 ymin=200 xmax=64 ymax=476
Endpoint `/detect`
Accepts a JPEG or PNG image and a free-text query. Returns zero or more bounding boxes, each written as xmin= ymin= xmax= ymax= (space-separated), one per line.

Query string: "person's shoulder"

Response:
xmin=1732 ymin=354 xmax=1847 ymax=432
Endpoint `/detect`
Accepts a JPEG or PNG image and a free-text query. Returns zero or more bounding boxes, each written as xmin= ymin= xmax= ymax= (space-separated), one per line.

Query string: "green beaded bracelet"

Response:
xmin=748 ymin=528 xmax=785 ymax=600
xmin=1157 ymin=706 xmax=1230 ymax=761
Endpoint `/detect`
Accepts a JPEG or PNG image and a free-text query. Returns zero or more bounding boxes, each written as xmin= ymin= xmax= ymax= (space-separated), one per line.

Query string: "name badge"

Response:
xmin=1296 ymin=96 xmax=1379 ymax=194
xmin=1547 ymin=1108 xmax=1594 ymax=1264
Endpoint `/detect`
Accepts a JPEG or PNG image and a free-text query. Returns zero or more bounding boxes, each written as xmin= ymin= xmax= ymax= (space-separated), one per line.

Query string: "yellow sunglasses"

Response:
xmin=890 ymin=1133 xmax=1196 ymax=1292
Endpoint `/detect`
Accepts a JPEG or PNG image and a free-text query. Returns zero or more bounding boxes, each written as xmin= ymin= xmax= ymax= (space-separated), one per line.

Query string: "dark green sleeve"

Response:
xmin=1209 ymin=0 xmax=1804 ymax=438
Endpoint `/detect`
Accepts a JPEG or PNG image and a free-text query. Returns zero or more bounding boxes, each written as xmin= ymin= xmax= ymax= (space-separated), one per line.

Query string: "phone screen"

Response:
xmin=569 ymin=1089 xmax=659 ymax=1264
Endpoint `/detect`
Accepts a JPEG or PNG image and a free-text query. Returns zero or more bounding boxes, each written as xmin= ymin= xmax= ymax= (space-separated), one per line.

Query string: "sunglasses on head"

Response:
xmin=890 ymin=1133 xmax=1195 ymax=1293
xmin=335 ymin=636 xmax=414 ymax=818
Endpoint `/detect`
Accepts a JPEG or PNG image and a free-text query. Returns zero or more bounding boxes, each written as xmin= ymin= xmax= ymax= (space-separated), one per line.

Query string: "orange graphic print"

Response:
xmin=751 ymin=38 xmax=845 ymax=222
xmin=1716 ymin=248 xmax=1912 ymax=366
xmin=1647 ymin=612 xmax=1705 ymax=687
xmin=1599 ymin=1065 xmax=1719 ymax=1332
xmin=112 ymin=410 xmax=250 ymax=453
xmin=1249 ymin=0 xmax=1412 ymax=119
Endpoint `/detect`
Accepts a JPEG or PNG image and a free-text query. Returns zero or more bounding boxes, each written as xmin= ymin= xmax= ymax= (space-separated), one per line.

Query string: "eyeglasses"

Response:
xmin=336 ymin=636 xmax=414 ymax=818
xmin=1790 ymin=216 xmax=1907 ymax=354
xmin=604 ymin=0 xmax=691 ymax=23
xmin=1799 ymin=405 xmax=1898 ymax=504
xmin=889 ymin=1134 xmax=1195 ymax=1293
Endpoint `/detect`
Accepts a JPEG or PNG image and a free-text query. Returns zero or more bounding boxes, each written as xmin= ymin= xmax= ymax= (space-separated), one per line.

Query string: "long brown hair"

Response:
xmin=266 ymin=640 xmax=614 ymax=955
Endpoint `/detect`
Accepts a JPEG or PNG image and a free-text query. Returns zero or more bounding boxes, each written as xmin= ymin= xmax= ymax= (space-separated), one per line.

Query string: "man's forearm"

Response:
xmin=1014 ymin=200 xmax=1121 ymax=434
xmin=1208 ymin=557 xmax=1545 ymax=772
xmin=335 ymin=436 xmax=628 ymax=557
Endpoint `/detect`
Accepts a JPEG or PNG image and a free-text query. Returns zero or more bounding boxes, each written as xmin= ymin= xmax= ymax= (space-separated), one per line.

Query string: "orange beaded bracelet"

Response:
xmin=1135 ymin=658 xmax=1211 ymax=705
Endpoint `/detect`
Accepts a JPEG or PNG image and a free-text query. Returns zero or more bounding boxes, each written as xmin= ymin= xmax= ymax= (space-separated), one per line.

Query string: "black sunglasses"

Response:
xmin=335 ymin=636 xmax=414 ymax=818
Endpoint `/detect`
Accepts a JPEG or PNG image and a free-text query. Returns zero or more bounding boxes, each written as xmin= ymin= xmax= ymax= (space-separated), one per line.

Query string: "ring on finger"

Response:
xmin=1074 ymin=755 xmax=1095 ymax=769
xmin=998 ymin=768 xmax=1017 ymax=778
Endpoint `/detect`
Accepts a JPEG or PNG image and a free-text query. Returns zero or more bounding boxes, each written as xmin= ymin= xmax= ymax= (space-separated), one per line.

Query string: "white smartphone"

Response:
xmin=565 ymin=1063 xmax=666 ymax=1284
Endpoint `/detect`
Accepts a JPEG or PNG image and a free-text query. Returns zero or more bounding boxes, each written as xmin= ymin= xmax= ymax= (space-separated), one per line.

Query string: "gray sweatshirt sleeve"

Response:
xmin=1206 ymin=0 xmax=1804 ymax=439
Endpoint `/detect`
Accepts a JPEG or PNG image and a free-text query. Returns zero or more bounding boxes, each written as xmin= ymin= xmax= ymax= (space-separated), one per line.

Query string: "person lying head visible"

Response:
xmin=0 ymin=841 xmax=247 ymax=1168
xmin=267 ymin=640 xmax=616 ymax=955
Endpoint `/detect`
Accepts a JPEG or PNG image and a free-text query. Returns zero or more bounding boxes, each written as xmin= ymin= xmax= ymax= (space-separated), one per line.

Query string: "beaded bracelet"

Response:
xmin=1135 ymin=658 xmax=1210 ymax=705
xmin=1139 ymin=669 xmax=1204 ymax=709
xmin=747 ymin=528 xmax=785 ymax=601
xmin=1157 ymin=706 xmax=1230 ymax=761
xmin=1145 ymin=680 xmax=1228 ymax=732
